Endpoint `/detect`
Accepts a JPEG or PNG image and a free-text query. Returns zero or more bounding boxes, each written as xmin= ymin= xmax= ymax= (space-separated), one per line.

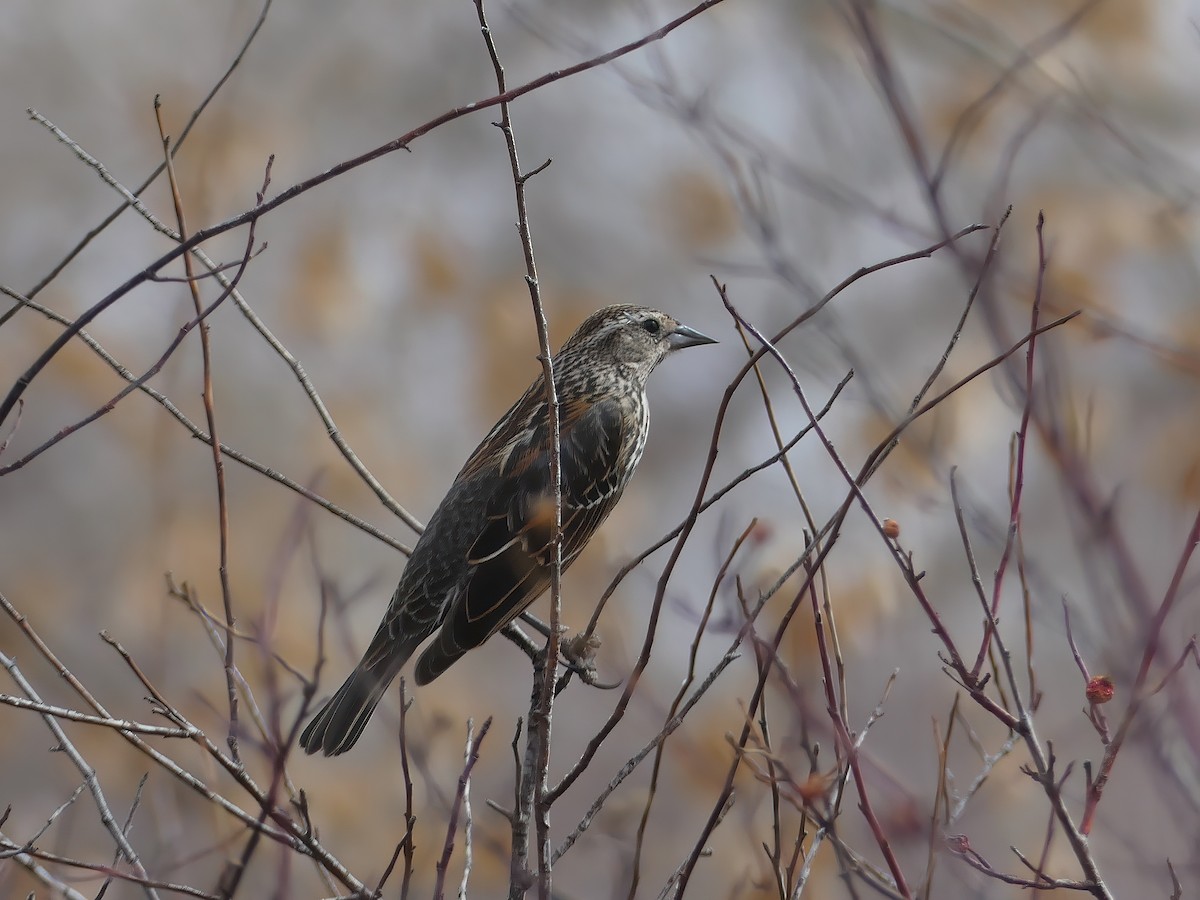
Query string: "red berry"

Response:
xmin=1086 ymin=675 xmax=1115 ymax=704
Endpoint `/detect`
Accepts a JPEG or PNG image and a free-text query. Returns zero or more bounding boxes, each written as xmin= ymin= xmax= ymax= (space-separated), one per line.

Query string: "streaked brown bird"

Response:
xmin=300 ymin=304 xmax=716 ymax=755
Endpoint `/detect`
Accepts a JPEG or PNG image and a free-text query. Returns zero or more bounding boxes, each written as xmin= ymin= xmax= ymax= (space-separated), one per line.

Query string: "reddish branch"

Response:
xmin=1080 ymin=507 xmax=1200 ymax=834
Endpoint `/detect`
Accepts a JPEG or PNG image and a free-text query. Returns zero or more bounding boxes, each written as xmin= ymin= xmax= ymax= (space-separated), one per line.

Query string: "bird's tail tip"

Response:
xmin=299 ymin=665 xmax=391 ymax=757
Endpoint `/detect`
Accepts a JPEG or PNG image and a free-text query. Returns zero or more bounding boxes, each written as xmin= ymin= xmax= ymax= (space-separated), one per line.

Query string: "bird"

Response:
xmin=299 ymin=304 xmax=716 ymax=756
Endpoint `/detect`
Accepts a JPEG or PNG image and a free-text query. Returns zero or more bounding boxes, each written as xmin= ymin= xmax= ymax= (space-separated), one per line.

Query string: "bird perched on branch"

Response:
xmin=300 ymin=304 xmax=716 ymax=756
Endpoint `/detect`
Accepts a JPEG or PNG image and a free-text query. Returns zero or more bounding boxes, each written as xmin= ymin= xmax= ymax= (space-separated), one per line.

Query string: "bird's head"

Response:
xmin=557 ymin=304 xmax=717 ymax=385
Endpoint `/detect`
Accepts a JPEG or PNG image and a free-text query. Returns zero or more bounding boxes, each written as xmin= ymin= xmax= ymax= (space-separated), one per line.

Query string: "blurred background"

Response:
xmin=2 ymin=0 xmax=1199 ymax=896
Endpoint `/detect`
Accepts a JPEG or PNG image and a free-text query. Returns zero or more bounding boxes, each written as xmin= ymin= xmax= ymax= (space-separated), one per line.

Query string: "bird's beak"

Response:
xmin=667 ymin=322 xmax=718 ymax=351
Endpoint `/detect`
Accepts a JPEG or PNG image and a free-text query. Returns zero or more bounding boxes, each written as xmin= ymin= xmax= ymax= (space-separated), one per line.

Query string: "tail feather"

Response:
xmin=413 ymin=629 xmax=468 ymax=686
xmin=300 ymin=659 xmax=403 ymax=756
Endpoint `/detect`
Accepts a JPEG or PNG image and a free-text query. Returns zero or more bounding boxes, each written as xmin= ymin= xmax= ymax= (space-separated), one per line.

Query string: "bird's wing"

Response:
xmin=413 ymin=396 xmax=627 ymax=682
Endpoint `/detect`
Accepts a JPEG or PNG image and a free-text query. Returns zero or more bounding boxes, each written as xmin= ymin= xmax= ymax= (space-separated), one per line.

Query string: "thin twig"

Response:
xmin=398 ymin=679 xmax=417 ymax=900
xmin=0 ymin=835 xmax=215 ymax=898
xmin=0 ymin=652 xmax=162 ymax=900
xmin=155 ymin=96 xmax=243 ymax=765
xmin=968 ymin=212 xmax=1043 ymax=681
xmin=0 ymin=834 xmax=92 ymax=900
xmin=98 ymin=773 xmax=150 ymax=900
xmin=946 ymin=837 xmax=1095 ymax=892
xmin=19 ymin=784 xmax=85 ymax=850
xmin=656 ymin=793 xmax=735 ymax=900
xmin=0 ymin=695 xmax=193 ymax=737
xmin=1062 ymin=598 xmax=1112 ymax=741
xmin=433 ymin=718 xmax=493 ymax=900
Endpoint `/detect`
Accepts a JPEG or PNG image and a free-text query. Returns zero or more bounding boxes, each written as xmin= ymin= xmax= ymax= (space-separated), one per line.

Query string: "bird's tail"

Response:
xmin=300 ymin=653 xmax=408 ymax=757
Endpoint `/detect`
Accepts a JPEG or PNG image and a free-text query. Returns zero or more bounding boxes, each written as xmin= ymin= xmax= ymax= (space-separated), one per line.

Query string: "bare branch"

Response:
xmin=1 ymin=0 xmax=731 ymax=430
xmin=434 ymin=717 xmax=493 ymax=900
xmin=0 ymin=651 xmax=163 ymax=900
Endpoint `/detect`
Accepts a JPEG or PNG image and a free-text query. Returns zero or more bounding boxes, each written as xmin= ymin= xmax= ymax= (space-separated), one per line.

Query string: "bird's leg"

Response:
xmin=513 ymin=614 xmax=621 ymax=689
xmin=561 ymin=631 xmax=621 ymax=690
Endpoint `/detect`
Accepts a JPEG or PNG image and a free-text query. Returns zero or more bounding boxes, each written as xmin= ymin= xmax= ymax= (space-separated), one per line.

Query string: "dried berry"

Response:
xmin=1086 ymin=675 xmax=1115 ymax=704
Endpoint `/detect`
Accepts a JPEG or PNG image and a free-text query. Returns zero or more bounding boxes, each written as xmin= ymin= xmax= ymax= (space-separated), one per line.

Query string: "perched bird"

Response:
xmin=300 ymin=304 xmax=716 ymax=756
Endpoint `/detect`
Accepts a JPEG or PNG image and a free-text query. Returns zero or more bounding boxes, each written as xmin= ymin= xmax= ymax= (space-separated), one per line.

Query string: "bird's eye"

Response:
xmin=640 ymin=317 xmax=661 ymax=335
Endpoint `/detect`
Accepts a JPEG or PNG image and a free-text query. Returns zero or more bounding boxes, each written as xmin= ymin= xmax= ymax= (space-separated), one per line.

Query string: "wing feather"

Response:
xmin=413 ymin=398 xmax=629 ymax=682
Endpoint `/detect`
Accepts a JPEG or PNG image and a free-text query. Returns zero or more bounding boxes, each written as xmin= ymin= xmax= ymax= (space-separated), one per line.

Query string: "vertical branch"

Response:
xmin=506 ymin=715 xmax=531 ymax=896
xmin=735 ymin=319 xmax=851 ymax=740
xmin=398 ymin=679 xmax=416 ymax=900
xmin=969 ymin=211 xmax=1044 ymax=681
xmin=473 ymin=2 xmax=559 ymax=895
xmin=803 ymin=559 xmax=909 ymax=897
xmin=459 ymin=719 xmax=477 ymax=900
xmin=154 ymin=98 xmax=243 ymax=763
xmin=758 ymin=677 xmax=787 ymax=900
xmin=434 ymin=718 xmax=493 ymax=900
xmin=920 ymin=696 xmax=958 ymax=899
